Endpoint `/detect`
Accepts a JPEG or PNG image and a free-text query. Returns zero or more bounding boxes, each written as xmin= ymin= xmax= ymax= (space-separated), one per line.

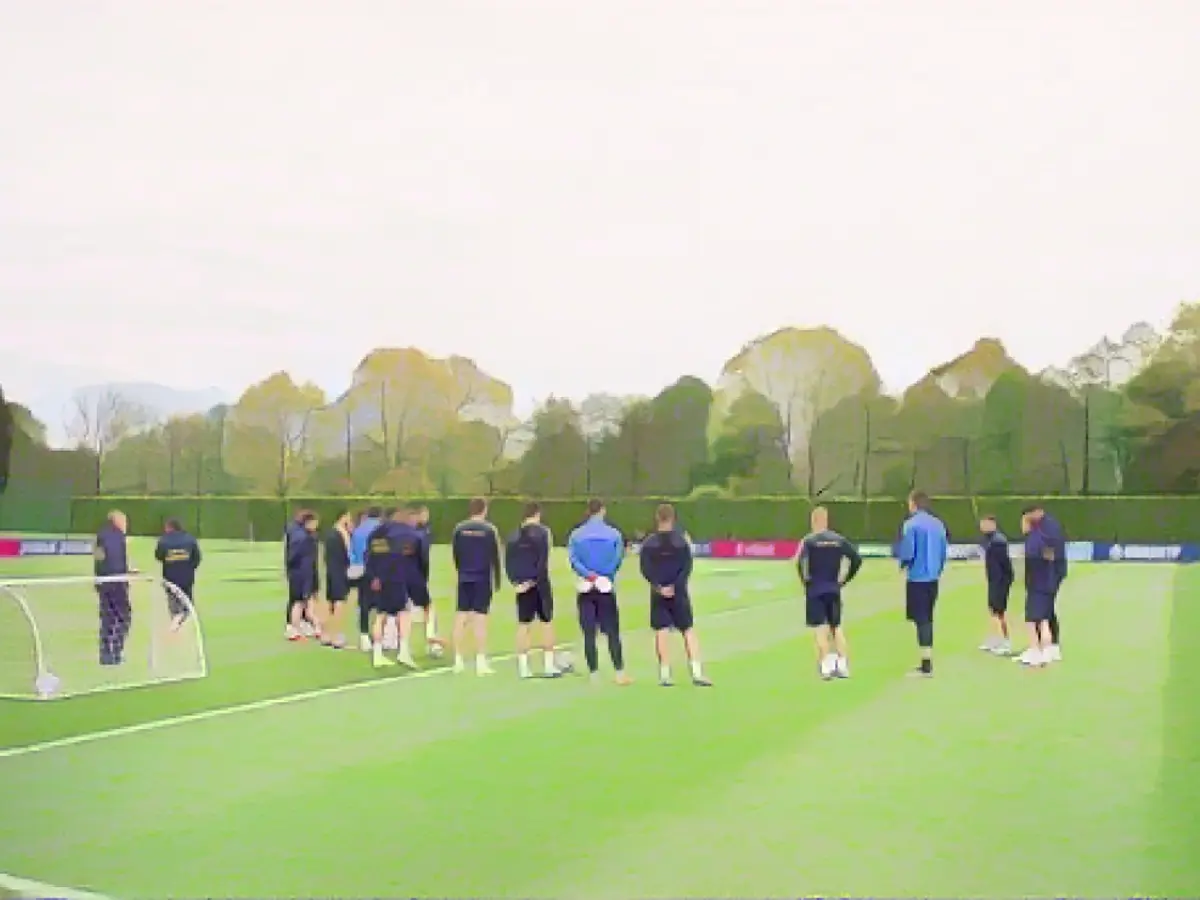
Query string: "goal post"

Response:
xmin=0 ymin=574 xmax=208 ymax=700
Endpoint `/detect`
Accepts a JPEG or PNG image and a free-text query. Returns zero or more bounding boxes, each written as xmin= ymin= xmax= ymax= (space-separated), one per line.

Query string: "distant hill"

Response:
xmin=31 ymin=383 xmax=230 ymax=447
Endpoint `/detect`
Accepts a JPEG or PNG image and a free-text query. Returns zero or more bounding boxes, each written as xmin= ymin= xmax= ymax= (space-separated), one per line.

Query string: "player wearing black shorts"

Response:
xmin=284 ymin=511 xmax=320 ymax=641
xmin=797 ymin=506 xmax=862 ymax=680
xmin=1018 ymin=505 xmax=1065 ymax=667
xmin=320 ymin=511 xmax=352 ymax=649
xmin=506 ymin=502 xmax=569 ymax=679
xmin=403 ymin=506 xmax=445 ymax=656
xmin=978 ymin=515 xmax=1014 ymax=655
xmin=154 ymin=518 xmax=201 ymax=633
xmin=639 ymin=503 xmax=711 ymax=687
xmin=364 ymin=509 xmax=422 ymax=669
xmin=451 ymin=497 xmax=502 ymax=676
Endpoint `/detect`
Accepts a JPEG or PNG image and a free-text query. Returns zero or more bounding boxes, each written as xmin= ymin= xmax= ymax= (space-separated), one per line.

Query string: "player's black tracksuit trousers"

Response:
xmin=98 ymin=583 xmax=132 ymax=665
xmin=577 ymin=591 xmax=624 ymax=673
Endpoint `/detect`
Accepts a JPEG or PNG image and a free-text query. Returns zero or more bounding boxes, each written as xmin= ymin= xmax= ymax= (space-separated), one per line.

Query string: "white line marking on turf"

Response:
xmin=0 ymin=598 xmax=790 ymax=761
xmin=0 ymin=872 xmax=115 ymax=900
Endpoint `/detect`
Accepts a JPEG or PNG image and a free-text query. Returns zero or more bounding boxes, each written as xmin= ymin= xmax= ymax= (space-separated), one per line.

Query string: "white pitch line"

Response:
xmin=0 ymin=597 xmax=791 ymax=761
xmin=0 ymin=872 xmax=115 ymax=900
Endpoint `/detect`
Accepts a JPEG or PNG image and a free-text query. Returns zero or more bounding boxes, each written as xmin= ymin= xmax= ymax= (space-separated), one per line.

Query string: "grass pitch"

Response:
xmin=0 ymin=540 xmax=1197 ymax=898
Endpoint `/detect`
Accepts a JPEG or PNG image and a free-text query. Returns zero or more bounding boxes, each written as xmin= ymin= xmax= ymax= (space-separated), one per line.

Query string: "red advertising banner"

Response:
xmin=0 ymin=539 xmax=22 ymax=559
xmin=709 ymin=539 xmax=800 ymax=560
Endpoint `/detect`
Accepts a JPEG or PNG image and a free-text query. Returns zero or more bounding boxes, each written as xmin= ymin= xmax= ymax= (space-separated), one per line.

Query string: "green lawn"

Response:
xmin=0 ymin=541 xmax=1197 ymax=898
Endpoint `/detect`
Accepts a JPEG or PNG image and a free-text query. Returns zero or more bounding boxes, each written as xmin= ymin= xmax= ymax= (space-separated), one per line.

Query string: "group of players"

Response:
xmin=280 ymin=497 xmax=712 ymax=686
xmin=795 ymin=490 xmax=1067 ymax=679
xmin=94 ymin=489 xmax=1067 ymax=682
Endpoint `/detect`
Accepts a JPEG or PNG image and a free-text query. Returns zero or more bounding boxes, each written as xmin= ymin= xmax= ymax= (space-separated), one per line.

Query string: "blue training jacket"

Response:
xmin=897 ymin=510 xmax=948 ymax=582
xmin=567 ymin=516 xmax=625 ymax=579
xmin=349 ymin=517 xmax=380 ymax=567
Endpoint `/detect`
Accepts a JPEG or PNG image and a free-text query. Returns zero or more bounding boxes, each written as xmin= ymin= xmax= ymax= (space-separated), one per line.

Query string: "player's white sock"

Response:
xmin=372 ymin=642 xmax=395 ymax=666
xmin=476 ymin=654 xmax=493 ymax=675
xmin=835 ymin=655 xmax=849 ymax=677
xmin=819 ymin=655 xmax=835 ymax=678
xmin=518 ymin=653 xmax=532 ymax=678
xmin=689 ymin=659 xmax=704 ymax=680
xmin=453 ymin=654 xmax=465 ymax=673
xmin=425 ymin=608 xmax=438 ymax=640
xmin=1046 ymin=644 xmax=1061 ymax=662
xmin=543 ymin=649 xmax=559 ymax=674
xmin=397 ymin=636 xmax=415 ymax=665
xmin=285 ymin=625 xmax=299 ymax=639
xmin=659 ymin=663 xmax=672 ymax=682
xmin=359 ymin=634 xmax=371 ymax=652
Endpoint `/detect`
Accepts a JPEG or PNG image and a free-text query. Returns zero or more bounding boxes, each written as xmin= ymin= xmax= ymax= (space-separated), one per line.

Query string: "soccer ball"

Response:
xmin=556 ymin=650 xmax=574 ymax=672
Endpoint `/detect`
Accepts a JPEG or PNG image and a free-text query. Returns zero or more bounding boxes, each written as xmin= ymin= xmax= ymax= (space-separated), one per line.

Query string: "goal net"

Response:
xmin=0 ymin=574 xmax=208 ymax=700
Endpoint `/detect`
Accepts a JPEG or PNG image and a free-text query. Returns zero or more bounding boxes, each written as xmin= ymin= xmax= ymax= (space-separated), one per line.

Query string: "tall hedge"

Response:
xmin=66 ymin=495 xmax=1200 ymax=544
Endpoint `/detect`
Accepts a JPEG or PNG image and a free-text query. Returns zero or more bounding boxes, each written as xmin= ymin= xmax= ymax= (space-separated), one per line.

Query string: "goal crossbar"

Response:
xmin=0 ymin=574 xmax=209 ymax=701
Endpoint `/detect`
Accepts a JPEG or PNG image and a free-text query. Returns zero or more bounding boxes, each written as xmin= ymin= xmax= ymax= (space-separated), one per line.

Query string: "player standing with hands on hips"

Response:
xmin=95 ymin=509 xmax=135 ymax=666
xmin=896 ymin=491 xmax=948 ymax=677
xmin=639 ymin=503 xmax=711 ymax=687
xmin=568 ymin=499 xmax=631 ymax=685
xmin=155 ymin=518 xmax=200 ymax=633
xmin=797 ymin=505 xmax=862 ymax=680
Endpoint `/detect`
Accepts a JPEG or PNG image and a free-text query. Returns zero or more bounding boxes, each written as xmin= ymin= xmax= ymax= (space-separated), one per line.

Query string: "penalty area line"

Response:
xmin=0 ymin=598 xmax=787 ymax=762
xmin=0 ymin=872 xmax=116 ymax=900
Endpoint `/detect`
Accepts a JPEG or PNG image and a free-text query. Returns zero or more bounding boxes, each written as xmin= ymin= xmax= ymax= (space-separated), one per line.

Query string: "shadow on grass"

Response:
xmin=1146 ymin=567 xmax=1200 ymax=895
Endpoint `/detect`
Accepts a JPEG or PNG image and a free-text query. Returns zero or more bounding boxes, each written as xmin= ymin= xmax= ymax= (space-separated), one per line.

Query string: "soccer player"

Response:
xmin=95 ymin=510 xmax=134 ymax=665
xmin=978 ymin=515 xmax=1014 ymax=655
xmin=1016 ymin=505 xmax=1066 ymax=667
xmin=154 ymin=518 xmax=201 ymax=633
xmin=567 ymin=499 xmax=631 ymax=685
xmin=451 ymin=497 xmax=503 ymax=675
xmin=639 ymin=503 xmax=711 ymax=687
xmin=505 ymin=501 xmax=567 ymax=678
xmin=364 ymin=508 xmax=420 ymax=669
xmin=407 ymin=505 xmax=444 ymax=655
xmin=1036 ymin=504 xmax=1068 ymax=662
xmin=351 ymin=507 xmax=382 ymax=651
xmin=321 ymin=510 xmax=352 ymax=649
xmin=896 ymin=490 xmax=948 ymax=677
xmin=797 ymin=505 xmax=862 ymax=680
xmin=284 ymin=510 xmax=320 ymax=641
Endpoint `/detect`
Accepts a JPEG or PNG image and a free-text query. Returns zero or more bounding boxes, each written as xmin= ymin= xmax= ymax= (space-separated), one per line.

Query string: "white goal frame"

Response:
xmin=0 ymin=574 xmax=209 ymax=701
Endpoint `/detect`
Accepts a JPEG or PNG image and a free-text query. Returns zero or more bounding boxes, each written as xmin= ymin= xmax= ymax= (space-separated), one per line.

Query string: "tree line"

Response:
xmin=3 ymin=304 xmax=1198 ymax=501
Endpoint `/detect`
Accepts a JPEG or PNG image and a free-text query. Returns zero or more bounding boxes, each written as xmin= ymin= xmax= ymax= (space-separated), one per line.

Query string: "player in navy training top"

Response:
xmin=284 ymin=510 xmax=321 ymax=641
xmin=450 ymin=497 xmax=502 ymax=676
xmin=408 ymin=505 xmax=444 ymax=651
xmin=1018 ymin=505 xmax=1066 ymax=668
xmin=505 ymin=501 xmax=569 ymax=679
xmin=155 ymin=518 xmax=201 ymax=632
xmin=364 ymin=508 xmax=422 ymax=669
xmin=978 ymin=515 xmax=1014 ymax=655
xmin=95 ymin=510 xmax=135 ymax=665
xmin=639 ymin=503 xmax=711 ymax=687
xmin=797 ymin=505 xmax=862 ymax=680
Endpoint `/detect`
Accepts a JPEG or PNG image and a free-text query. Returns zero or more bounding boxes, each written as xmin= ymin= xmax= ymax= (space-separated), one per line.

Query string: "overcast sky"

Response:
xmin=1 ymin=0 xmax=1197 ymax=412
